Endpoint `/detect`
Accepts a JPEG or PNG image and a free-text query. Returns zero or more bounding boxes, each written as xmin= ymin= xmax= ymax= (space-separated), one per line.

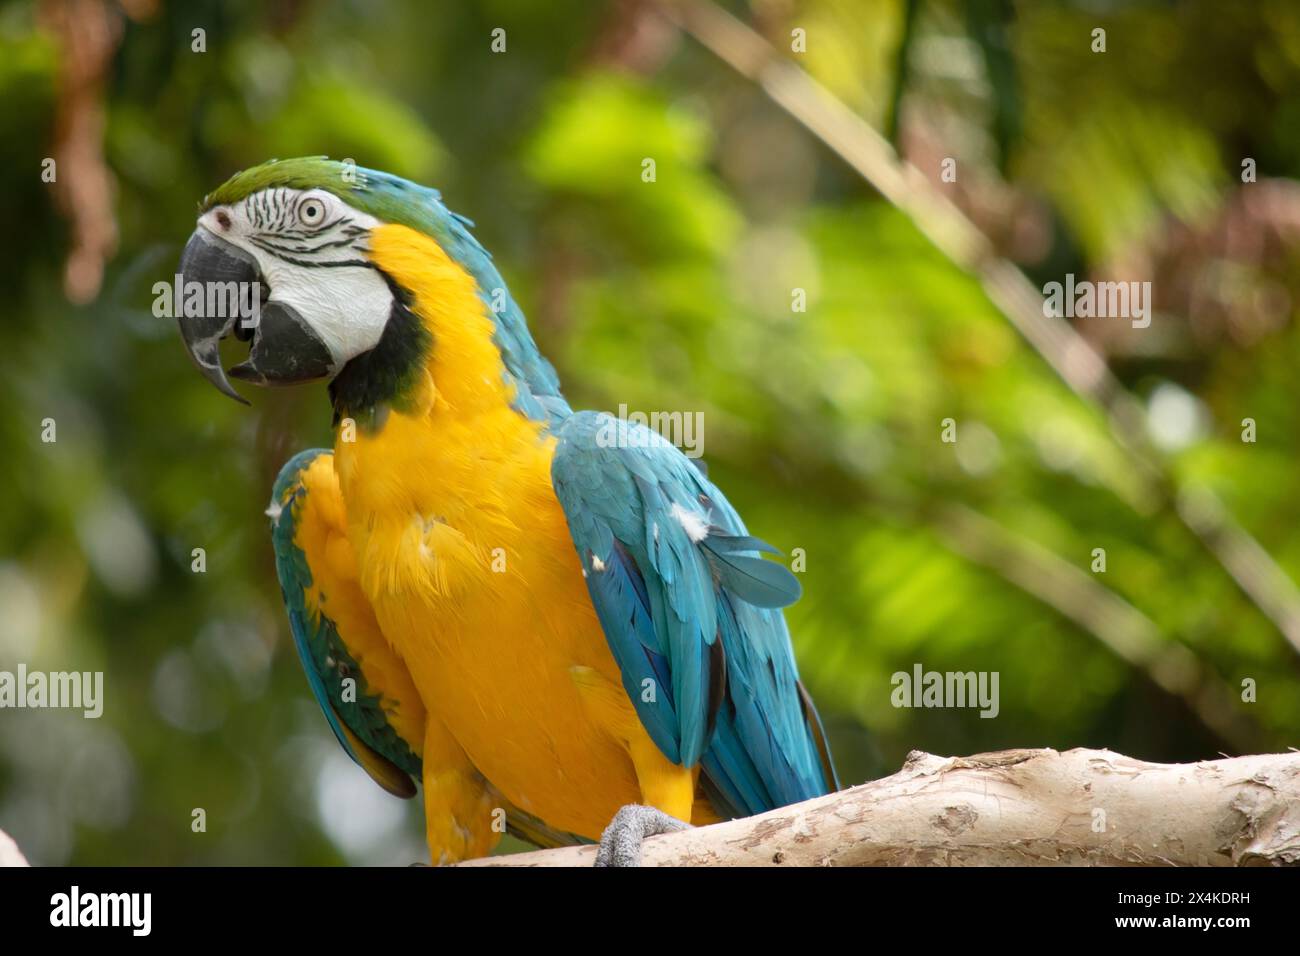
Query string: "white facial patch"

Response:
xmin=196 ymin=187 xmax=394 ymax=371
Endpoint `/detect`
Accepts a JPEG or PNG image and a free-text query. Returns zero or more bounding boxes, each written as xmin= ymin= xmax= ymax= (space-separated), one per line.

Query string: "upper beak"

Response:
xmin=176 ymin=227 xmax=259 ymax=404
xmin=177 ymin=226 xmax=338 ymax=403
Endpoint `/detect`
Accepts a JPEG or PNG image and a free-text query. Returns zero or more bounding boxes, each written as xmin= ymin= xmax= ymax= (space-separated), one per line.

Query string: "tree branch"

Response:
xmin=461 ymin=748 xmax=1300 ymax=866
xmin=0 ymin=829 xmax=29 ymax=867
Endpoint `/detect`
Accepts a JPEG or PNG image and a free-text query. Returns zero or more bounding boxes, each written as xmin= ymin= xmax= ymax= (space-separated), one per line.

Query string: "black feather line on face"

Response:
xmin=249 ymin=234 xmax=361 ymax=257
xmin=272 ymin=189 xmax=289 ymax=230
xmin=246 ymin=233 xmax=372 ymax=270
xmin=277 ymin=215 xmax=346 ymax=240
xmin=244 ymin=201 xmax=367 ymax=266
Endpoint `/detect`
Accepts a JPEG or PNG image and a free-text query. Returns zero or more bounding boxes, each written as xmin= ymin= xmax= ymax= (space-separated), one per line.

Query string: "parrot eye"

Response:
xmin=298 ymin=197 xmax=326 ymax=226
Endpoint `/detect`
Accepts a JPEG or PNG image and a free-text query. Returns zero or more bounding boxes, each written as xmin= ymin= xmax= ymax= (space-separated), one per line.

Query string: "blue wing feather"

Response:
xmin=551 ymin=411 xmax=835 ymax=816
xmin=270 ymin=449 xmax=421 ymax=798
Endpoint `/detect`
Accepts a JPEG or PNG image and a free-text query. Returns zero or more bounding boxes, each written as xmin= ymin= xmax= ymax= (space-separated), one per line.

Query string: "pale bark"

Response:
xmin=461 ymin=748 xmax=1300 ymax=866
xmin=0 ymin=829 xmax=29 ymax=867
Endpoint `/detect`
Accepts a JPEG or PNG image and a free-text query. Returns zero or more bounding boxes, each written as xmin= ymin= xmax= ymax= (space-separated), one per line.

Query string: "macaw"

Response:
xmin=175 ymin=157 xmax=838 ymax=864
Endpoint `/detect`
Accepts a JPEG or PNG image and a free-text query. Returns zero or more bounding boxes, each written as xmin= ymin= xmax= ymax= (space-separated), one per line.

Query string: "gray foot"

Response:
xmin=594 ymin=804 xmax=690 ymax=867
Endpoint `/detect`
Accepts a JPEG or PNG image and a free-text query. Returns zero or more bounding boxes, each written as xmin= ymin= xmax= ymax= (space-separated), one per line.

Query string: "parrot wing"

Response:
xmin=269 ymin=449 xmax=426 ymax=798
xmin=550 ymin=411 xmax=838 ymax=817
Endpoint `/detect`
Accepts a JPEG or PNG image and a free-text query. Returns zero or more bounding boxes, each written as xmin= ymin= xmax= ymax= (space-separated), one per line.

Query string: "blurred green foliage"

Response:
xmin=1 ymin=0 xmax=1298 ymax=864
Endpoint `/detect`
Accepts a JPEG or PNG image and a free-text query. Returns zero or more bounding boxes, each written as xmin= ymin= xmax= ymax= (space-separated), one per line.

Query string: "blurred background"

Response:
xmin=1 ymin=0 xmax=1299 ymax=865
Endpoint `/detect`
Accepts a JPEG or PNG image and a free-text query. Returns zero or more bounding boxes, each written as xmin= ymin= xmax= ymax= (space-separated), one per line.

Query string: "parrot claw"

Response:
xmin=594 ymin=804 xmax=690 ymax=867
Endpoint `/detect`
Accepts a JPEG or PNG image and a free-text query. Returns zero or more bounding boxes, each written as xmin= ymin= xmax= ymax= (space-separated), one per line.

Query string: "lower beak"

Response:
xmin=176 ymin=228 xmax=337 ymax=403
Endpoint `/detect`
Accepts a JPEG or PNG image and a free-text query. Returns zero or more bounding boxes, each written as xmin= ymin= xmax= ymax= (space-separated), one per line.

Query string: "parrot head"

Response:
xmin=176 ymin=156 xmax=562 ymax=416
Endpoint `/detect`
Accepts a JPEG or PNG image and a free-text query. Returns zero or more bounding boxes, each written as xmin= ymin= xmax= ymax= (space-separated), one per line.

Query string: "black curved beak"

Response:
xmin=176 ymin=228 xmax=337 ymax=404
xmin=176 ymin=228 xmax=257 ymax=404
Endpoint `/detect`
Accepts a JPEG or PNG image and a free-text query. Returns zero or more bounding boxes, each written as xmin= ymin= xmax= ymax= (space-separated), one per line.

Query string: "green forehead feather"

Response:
xmin=200 ymin=156 xmax=453 ymax=240
xmin=201 ymin=156 xmax=367 ymax=210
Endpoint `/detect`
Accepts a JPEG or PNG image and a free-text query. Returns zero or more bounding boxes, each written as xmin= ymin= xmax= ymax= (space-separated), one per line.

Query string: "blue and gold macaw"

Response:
xmin=176 ymin=158 xmax=837 ymax=864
